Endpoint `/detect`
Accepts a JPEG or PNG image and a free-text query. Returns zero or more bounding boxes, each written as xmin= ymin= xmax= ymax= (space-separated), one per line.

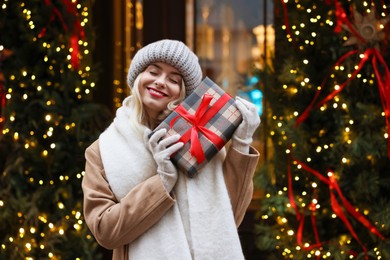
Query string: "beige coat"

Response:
xmin=82 ymin=140 xmax=259 ymax=260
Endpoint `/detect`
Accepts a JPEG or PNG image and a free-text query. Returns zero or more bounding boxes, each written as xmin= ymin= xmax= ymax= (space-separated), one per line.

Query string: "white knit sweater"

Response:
xmin=99 ymin=96 xmax=244 ymax=260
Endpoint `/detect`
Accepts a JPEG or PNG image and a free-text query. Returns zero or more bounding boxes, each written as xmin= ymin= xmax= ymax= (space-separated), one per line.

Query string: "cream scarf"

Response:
xmin=99 ymin=96 xmax=244 ymax=260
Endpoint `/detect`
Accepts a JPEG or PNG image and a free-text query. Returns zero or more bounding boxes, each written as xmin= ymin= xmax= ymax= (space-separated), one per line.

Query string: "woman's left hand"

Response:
xmin=232 ymin=96 xmax=261 ymax=153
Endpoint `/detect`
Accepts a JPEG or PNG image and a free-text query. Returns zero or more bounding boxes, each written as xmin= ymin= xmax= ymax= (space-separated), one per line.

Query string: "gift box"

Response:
xmin=152 ymin=77 xmax=243 ymax=177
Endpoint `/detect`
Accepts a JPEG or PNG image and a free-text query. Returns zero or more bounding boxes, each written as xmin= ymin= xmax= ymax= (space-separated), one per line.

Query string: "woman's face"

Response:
xmin=139 ymin=62 xmax=183 ymax=119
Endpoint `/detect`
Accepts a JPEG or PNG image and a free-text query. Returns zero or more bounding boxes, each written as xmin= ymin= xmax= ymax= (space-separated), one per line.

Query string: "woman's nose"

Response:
xmin=154 ymin=76 xmax=167 ymax=87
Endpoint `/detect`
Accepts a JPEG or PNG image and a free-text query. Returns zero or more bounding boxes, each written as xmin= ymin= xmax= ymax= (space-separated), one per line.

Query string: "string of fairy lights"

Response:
xmin=1 ymin=0 xmax=388 ymax=259
xmin=1 ymin=0 xmax=96 ymax=258
xmin=262 ymin=0 xmax=388 ymax=259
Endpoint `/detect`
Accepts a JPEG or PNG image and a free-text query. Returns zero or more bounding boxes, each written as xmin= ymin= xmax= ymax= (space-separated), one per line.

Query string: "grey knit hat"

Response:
xmin=127 ymin=39 xmax=203 ymax=96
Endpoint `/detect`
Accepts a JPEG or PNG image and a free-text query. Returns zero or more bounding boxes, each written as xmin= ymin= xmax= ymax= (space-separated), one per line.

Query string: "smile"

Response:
xmin=146 ymin=87 xmax=168 ymax=98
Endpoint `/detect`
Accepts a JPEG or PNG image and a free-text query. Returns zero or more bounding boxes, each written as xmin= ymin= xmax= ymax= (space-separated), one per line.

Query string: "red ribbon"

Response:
xmin=39 ymin=0 xmax=68 ymax=38
xmin=296 ymin=48 xmax=390 ymax=157
xmin=295 ymin=49 xmax=358 ymax=126
xmin=280 ymin=0 xmax=363 ymax=48
xmin=287 ymin=145 xmax=386 ymax=257
xmin=332 ymin=1 xmax=367 ymax=44
xmin=287 ymin=153 xmax=323 ymax=252
xmin=62 ymin=0 xmax=85 ymax=70
xmin=279 ymin=0 xmax=293 ymax=41
xmin=292 ymin=159 xmax=386 ymax=258
xmin=171 ymin=93 xmax=231 ymax=164
xmin=297 ymin=3 xmax=390 ymax=157
xmin=39 ymin=0 xmax=84 ymax=69
xmin=332 ymin=0 xmax=346 ymax=33
xmin=371 ymin=48 xmax=390 ymax=157
xmin=309 ymin=189 xmax=321 ymax=252
xmin=0 ymin=80 xmax=5 ymax=134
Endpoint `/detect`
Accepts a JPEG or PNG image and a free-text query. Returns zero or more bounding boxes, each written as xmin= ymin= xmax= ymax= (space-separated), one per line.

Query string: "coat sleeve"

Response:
xmin=82 ymin=140 xmax=175 ymax=250
xmin=223 ymin=145 xmax=259 ymax=227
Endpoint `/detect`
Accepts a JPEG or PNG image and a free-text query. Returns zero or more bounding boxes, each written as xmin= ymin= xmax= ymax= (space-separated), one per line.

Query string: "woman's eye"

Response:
xmin=149 ymin=71 xmax=158 ymax=76
xmin=170 ymin=77 xmax=182 ymax=84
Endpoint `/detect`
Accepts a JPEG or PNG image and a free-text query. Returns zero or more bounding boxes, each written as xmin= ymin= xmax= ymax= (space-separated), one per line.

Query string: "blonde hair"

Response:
xmin=128 ymin=73 xmax=186 ymax=136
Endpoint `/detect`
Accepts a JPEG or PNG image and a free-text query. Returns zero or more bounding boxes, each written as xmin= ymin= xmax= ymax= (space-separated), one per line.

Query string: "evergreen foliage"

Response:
xmin=0 ymin=1 xmax=110 ymax=258
xmin=255 ymin=1 xmax=390 ymax=259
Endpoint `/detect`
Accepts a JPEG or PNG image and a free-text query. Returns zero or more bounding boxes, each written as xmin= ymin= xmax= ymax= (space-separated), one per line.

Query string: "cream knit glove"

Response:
xmin=145 ymin=129 xmax=184 ymax=193
xmin=232 ymin=96 xmax=261 ymax=153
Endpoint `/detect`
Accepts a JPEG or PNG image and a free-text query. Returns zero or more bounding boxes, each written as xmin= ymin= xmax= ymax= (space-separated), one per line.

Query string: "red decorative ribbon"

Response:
xmin=290 ymin=159 xmax=386 ymax=259
xmin=331 ymin=0 xmax=344 ymax=33
xmin=297 ymin=2 xmax=390 ymax=157
xmin=39 ymin=0 xmax=84 ymax=69
xmin=332 ymin=0 xmax=389 ymax=46
xmin=62 ymin=0 xmax=85 ymax=70
xmin=0 ymin=80 xmax=5 ymax=134
xmin=171 ymin=94 xmax=231 ymax=164
xmin=0 ymin=48 xmax=12 ymax=135
xmin=39 ymin=0 xmax=68 ymax=37
xmin=279 ymin=0 xmax=293 ymax=41
xmin=332 ymin=0 xmax=367 ymax=44
xmin=287 ymin=153 xmax=324 ymax=253
xmin=309 ymin=190 xmax=321 ymax=252
xmin=296 ymin=47 xmax=390 ymax=157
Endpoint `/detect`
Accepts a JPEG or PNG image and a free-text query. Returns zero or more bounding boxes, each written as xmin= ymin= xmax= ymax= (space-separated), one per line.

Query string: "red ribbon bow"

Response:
xmin=171 ymin=93 xmax=231 ymax=164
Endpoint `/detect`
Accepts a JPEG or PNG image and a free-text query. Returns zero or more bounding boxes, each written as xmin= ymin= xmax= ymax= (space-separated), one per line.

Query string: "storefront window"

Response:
xmin=194 ymin=0 xmax=274 ymax=96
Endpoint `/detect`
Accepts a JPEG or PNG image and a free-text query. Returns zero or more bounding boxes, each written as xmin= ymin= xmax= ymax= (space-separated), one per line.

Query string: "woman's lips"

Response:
xmin=147 ymin=87 xmax=168 ymax=98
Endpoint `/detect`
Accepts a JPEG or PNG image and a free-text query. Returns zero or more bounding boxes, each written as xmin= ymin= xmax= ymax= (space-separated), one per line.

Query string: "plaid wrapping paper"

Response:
xmin=152 ymin=77 xmax=243 ymax=177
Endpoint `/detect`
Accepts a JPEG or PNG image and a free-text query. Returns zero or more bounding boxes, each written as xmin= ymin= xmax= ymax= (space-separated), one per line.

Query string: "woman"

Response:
xmin=82 ymin=39 xmax=260 ymax=260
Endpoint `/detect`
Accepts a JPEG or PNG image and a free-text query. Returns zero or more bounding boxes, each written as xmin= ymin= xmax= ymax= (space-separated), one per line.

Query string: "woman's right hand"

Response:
xmin=145 ymin=129 xmax=184 ymax=192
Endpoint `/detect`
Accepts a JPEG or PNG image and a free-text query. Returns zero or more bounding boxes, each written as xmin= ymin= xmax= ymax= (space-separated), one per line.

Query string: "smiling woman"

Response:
xmin=82 ymin=39 xmax=261 ymax=260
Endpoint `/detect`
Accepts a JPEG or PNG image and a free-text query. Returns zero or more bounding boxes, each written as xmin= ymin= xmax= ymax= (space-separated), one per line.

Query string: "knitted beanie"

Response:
xmin=127 ymin=39 xmax=203 ymax=96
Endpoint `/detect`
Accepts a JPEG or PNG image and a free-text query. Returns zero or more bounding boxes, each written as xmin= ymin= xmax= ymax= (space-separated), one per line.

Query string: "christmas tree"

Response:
xmin=255 ymin=0 xmax=390 ymax=259
xmin=0 ymin=1 xmax=110 ymax=259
